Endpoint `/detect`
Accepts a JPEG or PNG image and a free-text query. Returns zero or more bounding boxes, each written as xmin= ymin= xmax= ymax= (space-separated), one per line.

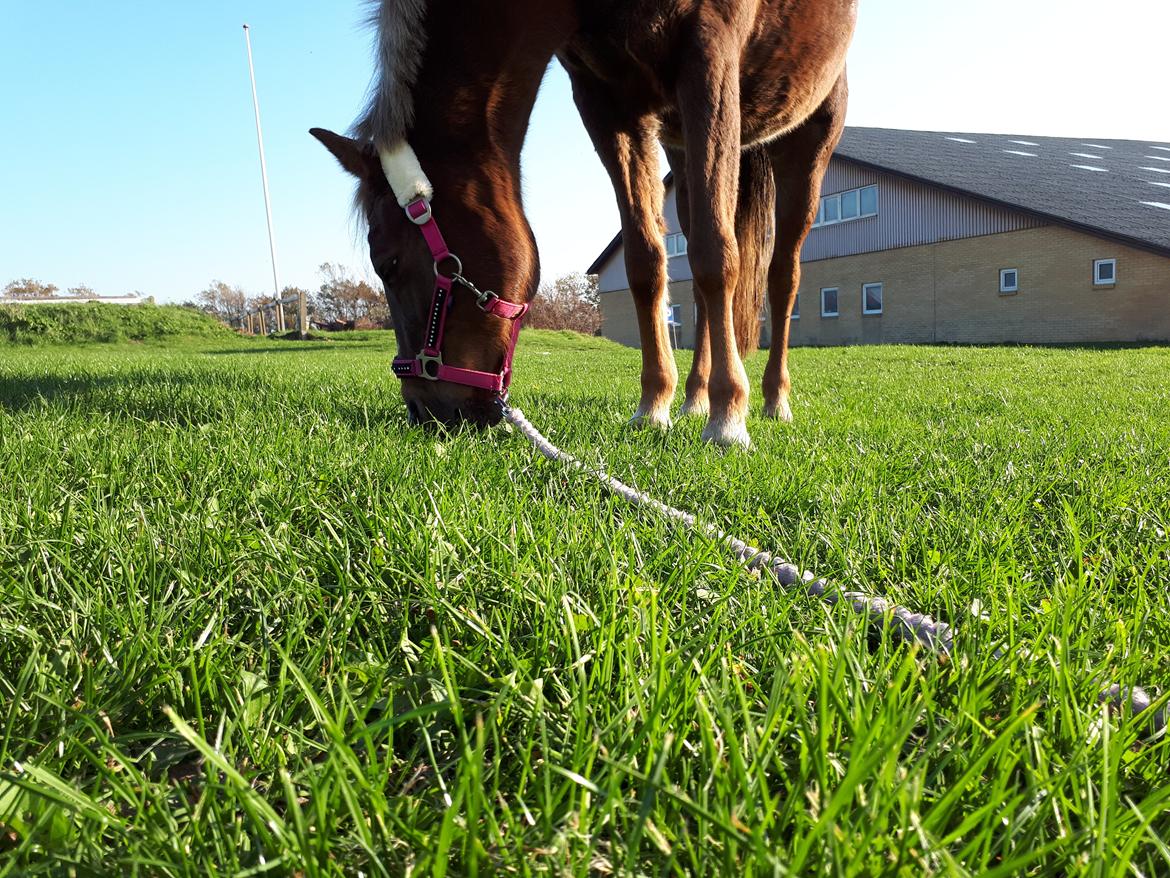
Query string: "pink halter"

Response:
xmin=390 ymin=197 xmax=529 ymax=396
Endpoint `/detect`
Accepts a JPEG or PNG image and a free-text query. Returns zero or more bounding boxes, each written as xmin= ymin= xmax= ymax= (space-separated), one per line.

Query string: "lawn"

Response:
xmin=2 ymin=330 xmax=1169 ymax=875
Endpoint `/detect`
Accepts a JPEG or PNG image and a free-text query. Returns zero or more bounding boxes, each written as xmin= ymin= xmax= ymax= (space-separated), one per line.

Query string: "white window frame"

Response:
xmin=1093 ymin=258 xmax=1117 ymax=286
xmin=813 ymin=185 xmax=879 ymax=229
xmin=999 ymin=268 xmax=1019 ymax=294
xmin=862 ymin=283 xmax=883 ymax=316
xmin=791 ymin=293 xmax=800 ymax=320
xmin=665 ymin=233 xmax=688 ymax=258
xmin=821 ymin=287 xmax=839 ymax=318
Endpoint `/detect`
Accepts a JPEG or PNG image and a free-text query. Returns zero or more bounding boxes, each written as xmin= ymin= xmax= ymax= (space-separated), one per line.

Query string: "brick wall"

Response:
xmin=792 ymin=225 xmax=1170 ymax=345
xmin=600 ymin=280 xmax=699 ymax=349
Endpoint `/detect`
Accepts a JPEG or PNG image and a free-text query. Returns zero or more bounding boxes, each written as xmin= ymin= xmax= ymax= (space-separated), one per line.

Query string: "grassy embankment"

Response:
xmin=0 ymin=302 xmax=234 ymax=345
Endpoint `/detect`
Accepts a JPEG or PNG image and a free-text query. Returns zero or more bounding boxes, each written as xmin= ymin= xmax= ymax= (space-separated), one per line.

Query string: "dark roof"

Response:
xmin=587 ymin=128 xmax=1170 ymax=272
xmin=836 ymin=127 xmax=1170 ymax=256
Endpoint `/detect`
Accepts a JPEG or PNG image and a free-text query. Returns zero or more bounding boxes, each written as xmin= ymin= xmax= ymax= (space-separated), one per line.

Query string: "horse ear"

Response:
xmin=310 ymin=128 xmax=379 ymax=181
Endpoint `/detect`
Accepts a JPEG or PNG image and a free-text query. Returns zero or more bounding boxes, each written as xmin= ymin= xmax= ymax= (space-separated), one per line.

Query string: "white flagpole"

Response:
xmin=242 ymin=24 xmax=288 ymax=333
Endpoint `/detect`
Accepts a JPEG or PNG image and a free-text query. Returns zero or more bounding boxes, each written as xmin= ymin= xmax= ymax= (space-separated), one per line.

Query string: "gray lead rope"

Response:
xmin=501 ymin=403 xmax=1165 ymax=731
xmin=502 ymin=404 xmax=953 ymax=654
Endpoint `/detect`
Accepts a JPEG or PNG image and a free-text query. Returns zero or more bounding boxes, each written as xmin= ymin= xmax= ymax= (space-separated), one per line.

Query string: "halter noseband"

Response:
xmin=381 ymin=144 xmax=529 ymax=397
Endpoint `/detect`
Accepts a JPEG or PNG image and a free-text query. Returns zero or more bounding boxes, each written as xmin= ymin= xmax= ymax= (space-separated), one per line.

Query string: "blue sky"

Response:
xmin=2 ymin=1 xmax=1166 ymax=302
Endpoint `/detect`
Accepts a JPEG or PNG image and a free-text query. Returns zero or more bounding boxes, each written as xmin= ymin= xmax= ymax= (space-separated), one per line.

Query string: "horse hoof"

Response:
xmin=629 ymin=408 xmax=672 ymax=431
xmin=679 ymin=398 xmax=709 ymax=417
xmin=702 ymin=417 xmax=751 ymax=449
xmin=763 ymin=399 xmax=793 ymax=423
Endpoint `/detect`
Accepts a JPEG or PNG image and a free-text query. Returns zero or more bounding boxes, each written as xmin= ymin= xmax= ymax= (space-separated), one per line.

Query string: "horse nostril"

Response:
xmin=406 ymin=400 xmax=422 ymax=425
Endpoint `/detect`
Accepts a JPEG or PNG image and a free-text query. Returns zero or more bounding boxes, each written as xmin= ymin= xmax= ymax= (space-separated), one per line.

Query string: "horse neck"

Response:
xmin=408 ymin=2 xmax=575 ymax=175
xmin=402 ymin=2 xmax=575 ymax=303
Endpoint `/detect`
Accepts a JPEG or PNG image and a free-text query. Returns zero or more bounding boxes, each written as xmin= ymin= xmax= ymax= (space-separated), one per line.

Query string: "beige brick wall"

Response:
xmin=600 ymin=280 xmax=700 ymax=349
xmin=599 ymin=225 xmax=1170 ymax=348
xmin=792 ymin=225 xmax=1170 ymax=346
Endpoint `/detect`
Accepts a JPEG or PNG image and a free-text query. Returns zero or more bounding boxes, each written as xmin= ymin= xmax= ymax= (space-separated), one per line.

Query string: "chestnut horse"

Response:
xmin=313 ymin=0 xmax=856 ymax=446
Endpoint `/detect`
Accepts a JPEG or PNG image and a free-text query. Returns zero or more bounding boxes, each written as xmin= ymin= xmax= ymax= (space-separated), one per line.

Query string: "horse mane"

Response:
xmin=353 ymin=0 xmax=429 ymax=146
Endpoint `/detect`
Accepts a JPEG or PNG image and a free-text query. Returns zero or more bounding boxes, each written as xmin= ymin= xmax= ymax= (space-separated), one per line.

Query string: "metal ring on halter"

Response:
xmin=434 ymin=254 xmax=463 ymax=278
xmin=416 ymin=352 xmax=443 ymax=380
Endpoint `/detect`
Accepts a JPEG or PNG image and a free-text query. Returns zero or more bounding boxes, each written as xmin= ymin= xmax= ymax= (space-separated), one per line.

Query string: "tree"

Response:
xmin=197 ymin=281 xmax=249 ymax=326
xmin=526 ymin=272 xmax=601 ymax=334
xmin=312 ymin=263 xmax=389 ymax=328
xmin=3 ymin=278 xmax=59 ymax=300
xmin=66 ymin=284 xmax=96 ymax=298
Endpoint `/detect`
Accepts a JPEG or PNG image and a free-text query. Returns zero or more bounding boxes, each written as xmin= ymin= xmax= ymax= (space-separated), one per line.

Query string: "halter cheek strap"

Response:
xmin=380 ymin=144 xmax=528 ymax=397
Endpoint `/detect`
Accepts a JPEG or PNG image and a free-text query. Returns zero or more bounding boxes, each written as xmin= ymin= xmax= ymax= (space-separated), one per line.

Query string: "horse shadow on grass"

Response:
xmin=1 ymin=367 xmax=736 ymax=460
xmin=0 ymin=371 xmax=388 ymax=430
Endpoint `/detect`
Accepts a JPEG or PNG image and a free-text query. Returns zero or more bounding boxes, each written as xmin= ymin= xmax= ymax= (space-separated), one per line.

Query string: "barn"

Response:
xmin=589 ymin=128 xmax=1170 ymax=348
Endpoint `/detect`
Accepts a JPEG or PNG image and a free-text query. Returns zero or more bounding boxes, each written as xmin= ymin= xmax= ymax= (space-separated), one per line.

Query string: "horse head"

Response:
xmin=310 ymin=127 xmax=539 ymax=429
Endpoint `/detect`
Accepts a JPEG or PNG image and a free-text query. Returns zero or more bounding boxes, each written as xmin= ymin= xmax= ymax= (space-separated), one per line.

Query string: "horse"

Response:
xmin=312 ymin=0 xmax=857 ymax=447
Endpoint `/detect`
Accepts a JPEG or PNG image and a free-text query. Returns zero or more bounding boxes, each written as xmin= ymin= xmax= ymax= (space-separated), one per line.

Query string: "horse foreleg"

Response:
xmin=676 ymin=34 xmax=750 ymax=447
xmin=569 ymin=79 xmax=676 ymax=429
xmin=664 ymin=147 xmax=710 ymax=417
xmin=763 ymin=76 xmax=848 ymax=422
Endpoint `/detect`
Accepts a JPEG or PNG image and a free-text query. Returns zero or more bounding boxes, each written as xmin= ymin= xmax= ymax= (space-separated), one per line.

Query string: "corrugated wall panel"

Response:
xmin=803 ymin=159 xmax=1045 ymax=262
xmin=598 ymin=157 xmax=1046 ymax=290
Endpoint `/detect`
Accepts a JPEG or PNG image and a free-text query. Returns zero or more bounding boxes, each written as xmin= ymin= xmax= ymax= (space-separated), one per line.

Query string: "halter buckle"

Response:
xmin=406 ymin=199 xmax=433 ymax=225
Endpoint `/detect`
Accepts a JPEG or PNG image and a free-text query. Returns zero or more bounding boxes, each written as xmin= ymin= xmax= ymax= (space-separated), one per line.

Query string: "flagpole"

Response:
xmin=243 ymin=24 xmax=295 ymax=334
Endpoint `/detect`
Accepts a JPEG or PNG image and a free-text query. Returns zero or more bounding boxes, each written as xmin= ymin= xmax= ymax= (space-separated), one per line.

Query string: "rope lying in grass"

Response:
xmin=502 ymin=404 xmax=1166 ymax=732
xmin=502 ymin=404 xmax=954 ymax=654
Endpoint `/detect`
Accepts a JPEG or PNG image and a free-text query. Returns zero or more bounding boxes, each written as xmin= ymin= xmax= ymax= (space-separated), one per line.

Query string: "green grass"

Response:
xmin=0 ymin=303 xmax=232 ymax=345
xmin=2 ymin=330 xmax=1169 ymax=875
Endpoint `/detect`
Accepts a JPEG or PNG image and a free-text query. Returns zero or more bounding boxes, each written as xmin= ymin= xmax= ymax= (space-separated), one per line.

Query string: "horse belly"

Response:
xmin=739 ymin=0 xmax=856 ymax=144
xmin=738 ymin=68 xmax=841 ymax=146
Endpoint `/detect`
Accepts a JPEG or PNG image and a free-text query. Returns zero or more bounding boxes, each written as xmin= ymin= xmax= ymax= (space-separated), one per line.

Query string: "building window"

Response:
xmin=1000 ymin=269 xmax=1019 ymax=294
xmin=821 ymin=287 xmax=839 ymax=318
xmin=1094 ymin=258 xmax=1117 ymax=286
xmin=792 ymin=294 xmax=800 ymax=320
xmin=863 ymin=283 xmax=883 ymax=315
xmin=860 ymin=185 xmax=879 ymax=216
xmin=813 ymin=185 xmax=879 ymax=228
xmin=665 ymin=233 xmax=688 ymax=258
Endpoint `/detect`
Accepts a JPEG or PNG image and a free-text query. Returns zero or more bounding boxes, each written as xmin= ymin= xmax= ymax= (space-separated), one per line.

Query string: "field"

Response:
xmin=2 ymin=329 xmax=1170 ymax=875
